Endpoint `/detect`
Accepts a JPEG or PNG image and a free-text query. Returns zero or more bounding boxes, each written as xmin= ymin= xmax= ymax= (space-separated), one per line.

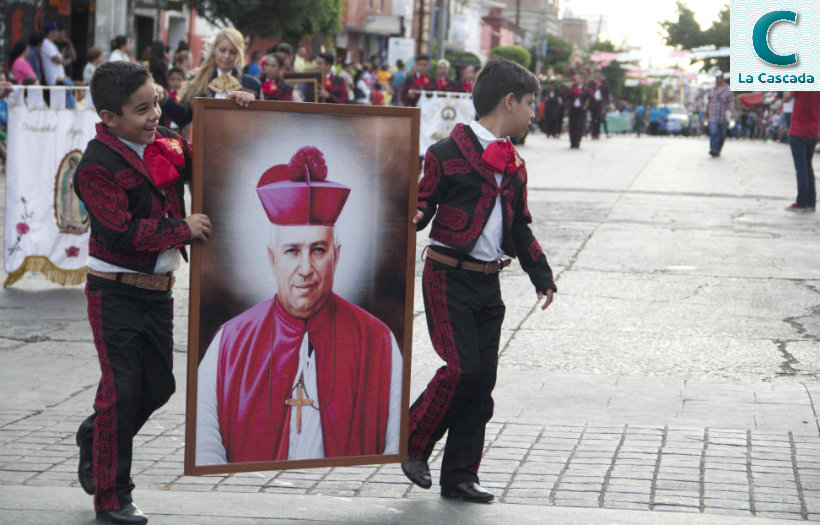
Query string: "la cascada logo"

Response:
xmin=730 ymin=0 xmax=820 ymax=90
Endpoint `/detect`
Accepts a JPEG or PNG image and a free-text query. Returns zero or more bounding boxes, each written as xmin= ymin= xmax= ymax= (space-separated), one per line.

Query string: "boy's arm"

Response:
xmin=511 ymin=173 xmax=557 ymax=295
xmin=415 ymin=149 xmax=447 ymax=230
xmin=74 ymin=165 xmax=192 ymax=253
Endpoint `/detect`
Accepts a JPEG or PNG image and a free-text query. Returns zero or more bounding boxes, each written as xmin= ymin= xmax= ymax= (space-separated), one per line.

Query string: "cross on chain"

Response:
xmin=284 ymin=378 xmax=314 ymax=433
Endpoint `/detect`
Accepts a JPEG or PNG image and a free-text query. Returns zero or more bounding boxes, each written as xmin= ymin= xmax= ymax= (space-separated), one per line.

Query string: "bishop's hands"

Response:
xmin=537 ymin=289 xmax=554 ymax=311
xmin=185 ymin=213 xmax=212 ymax=242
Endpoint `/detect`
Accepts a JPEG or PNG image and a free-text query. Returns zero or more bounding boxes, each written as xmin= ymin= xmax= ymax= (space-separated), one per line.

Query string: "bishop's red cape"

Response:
xmin=216 ymin=293 xmax=393 ymax=462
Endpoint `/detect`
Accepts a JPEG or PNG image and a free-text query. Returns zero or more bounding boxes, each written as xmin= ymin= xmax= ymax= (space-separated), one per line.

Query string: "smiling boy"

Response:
xmin=71 ymin=61 xmax=218 ymax=524
xmin=402 ymin=58 xmax=557 ymax=502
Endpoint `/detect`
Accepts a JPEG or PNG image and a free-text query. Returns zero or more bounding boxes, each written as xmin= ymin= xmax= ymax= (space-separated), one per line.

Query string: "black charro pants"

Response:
xmin=569 ymin=107 xmax=586 ymax=148
xmin=76 ymin=275 xmax=175 ymax=511
xmin=407 ymin=251 xmax=505 ymax=488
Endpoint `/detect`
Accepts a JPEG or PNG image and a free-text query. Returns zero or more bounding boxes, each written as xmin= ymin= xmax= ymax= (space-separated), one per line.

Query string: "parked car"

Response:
xmin=663 ymin=104 xmax=691 ymax=135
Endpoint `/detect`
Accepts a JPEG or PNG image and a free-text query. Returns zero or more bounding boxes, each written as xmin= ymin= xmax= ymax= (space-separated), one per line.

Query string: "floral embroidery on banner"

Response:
xmin=65 ymin=246 xmax=80 ymax=258
xmin=8 ymin=197 xmax=33 ymax=255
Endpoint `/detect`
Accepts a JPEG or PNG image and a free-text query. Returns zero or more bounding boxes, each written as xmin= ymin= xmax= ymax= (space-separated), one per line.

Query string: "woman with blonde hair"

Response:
xmin=161 ymin=28 xmax=260 ymax=127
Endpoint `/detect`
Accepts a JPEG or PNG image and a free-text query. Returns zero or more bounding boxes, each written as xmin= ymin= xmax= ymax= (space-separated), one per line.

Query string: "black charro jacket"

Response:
xmin=73 ymin=123 xmax=193 ymax=273
xmin=417 ymin=123 xmax=557 ymax=293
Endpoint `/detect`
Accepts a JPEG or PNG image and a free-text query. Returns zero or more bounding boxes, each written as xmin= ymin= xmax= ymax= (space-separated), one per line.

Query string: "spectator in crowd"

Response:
xmin=434 ymin=59 xmax=454 ymax=91
xmin=784 ymin=90 xmax=820 ymax=211
xmin=353 ymin=66 xmax=370 ymax=104
xmin=338 ymin=61 xmax=355 ymax=103
xmin=176 ymin=39 xmax=189 ymax=53
xmin=275 ymin=42 xmax=294 ymax=72
xmin=148 ymin=40 xmax=169 ymax=88
xmin=10 ymin=39 xmax=38 ymax=84
xmin=108 ymin=35 xmax=131 ymax=62
xmin=390 ymin=60 xmax=406 ymax=104
xmin=162 ymin=28 xmax=261 ymax=128
xmin=56 ymin=26 xmax=77 ymax=79
xmin=316 ymin=51 xmax=348 ymax=104
xmin=246 ymin=50 xmax=262 ymax=77
xmin=376 ymin=63 xmax=391 ymax=86
xmin=648 ymin=104 xmax=661 ymax=135
xmin=40 ymin=22 xmax=75 ymax=108
xmin=293 ymin=46 xmax=312 ymax=72
xmin=26 ymin=33 xmax=45 ymax=84
xmin=173 ymin=50 xmax=193 ymax=74
xmin=400 ymin=55 xmax=431 ymax=107
xmin=456 ymin=65 xmax=476 ymax=92
xmin=706 ymin=71 xmax=734 ymax=157
xmin=82 ymin=47 xmax=103 ymax=85
xmin=633 ymin=102 xmax=645 ymax=137
xmin=165 ymin=66 xmax=185 ymax=102
xmin=258 ymin=53 xmax=293 ymax=101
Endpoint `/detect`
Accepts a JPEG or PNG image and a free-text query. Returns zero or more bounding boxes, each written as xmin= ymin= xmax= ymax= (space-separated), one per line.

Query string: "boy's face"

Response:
xmin=263 ymin=57 xmax=280 ymax=78
xmin=167 ymin=72 xmax=183 ymax=91
xmin=508 ymin=92 xmax=535 ymax=139
xmin=416 ymin=60 xmax=429 ymax=74
xmin=102 ymin=81 xmax=161 ymax=145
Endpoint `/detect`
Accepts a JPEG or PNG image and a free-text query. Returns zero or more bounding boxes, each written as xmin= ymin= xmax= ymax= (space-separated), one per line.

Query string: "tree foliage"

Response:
xmin=660 ymin=1 xmax=729 ymax=72
xmin=184 ymin=0 xmax=343 ymax=45
xmin=490 ymin=45 xmax=531 ymax=69
xmin=544 ymin=33 xmax=573 ymax=73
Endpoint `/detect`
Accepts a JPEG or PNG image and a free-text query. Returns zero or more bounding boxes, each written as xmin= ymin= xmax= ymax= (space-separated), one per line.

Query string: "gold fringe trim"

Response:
xmin=3 ymin=256 xmax=87 ymax=288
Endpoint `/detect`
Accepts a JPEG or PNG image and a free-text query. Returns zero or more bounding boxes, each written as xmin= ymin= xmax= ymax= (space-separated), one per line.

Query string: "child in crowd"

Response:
xmin=83 ymin=47 xmax=103 ymax=85
xmin=72 ymin=61 xmax=251 ymax=525
xmin=402 ymin=58 xmax=556 ymax=502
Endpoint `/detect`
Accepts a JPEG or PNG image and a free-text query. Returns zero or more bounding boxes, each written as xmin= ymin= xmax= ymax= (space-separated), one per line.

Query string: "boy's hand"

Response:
xmin=228 ymin=90 xmax=255 ymax=107
xmin=537 ymin=289 xmax=554 ymax=311
xmin=185 ymin=214 xmax=212 ymax=242
xmin=412 ymin=210 xmax=423 ymax=224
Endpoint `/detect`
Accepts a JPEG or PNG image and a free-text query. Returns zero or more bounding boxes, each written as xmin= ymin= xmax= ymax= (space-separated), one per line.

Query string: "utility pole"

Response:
xmin=437 ymin=0 xmax=449 ymax=60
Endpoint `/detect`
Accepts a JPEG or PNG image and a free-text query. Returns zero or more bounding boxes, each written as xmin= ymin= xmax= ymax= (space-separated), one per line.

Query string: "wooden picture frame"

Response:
xmin=283 ymin=72 xmax=322 ymax=103
xmin=185 ymin=99 xmax=419 ymax=475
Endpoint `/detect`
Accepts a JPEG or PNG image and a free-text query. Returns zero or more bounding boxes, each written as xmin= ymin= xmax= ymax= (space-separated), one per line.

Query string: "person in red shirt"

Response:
xmin=259 ymin=52 xmax=294 ymax=101
xmin=784 ymin=91 xmax=820 ymax=211
xmin=400 ymin=54 xmax=431 ymax=106
xmin=434 ymin=58 xmax=454 ymax=91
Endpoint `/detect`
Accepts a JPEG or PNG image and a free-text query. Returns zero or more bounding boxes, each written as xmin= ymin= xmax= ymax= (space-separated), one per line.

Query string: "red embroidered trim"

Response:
xmin=435 ymin=205 xmax=468 ymax=230
xmin=442 ymin=158 xmax=471 ymax=175
xmin=431 ymin=189 xmax=493 ymax=248
xmin=77 ymin=167 xmax=131 ymax=233
xmin=419 ymin=153 xmax=442 ymax=200
xmin=114 ymin=168 xmax=143 ymax=190
xmin=450 ymin=124 xmax=496 ymax=186
xmin=521 ymin=184 xmax=533 ymax=222
xmin=95 ymin=123 xmax=151 ymax=181
xmin=133 ymin=221 xmax=188 ymax=252
xmin=408 ymin=261 xmax=461 ymax=458
xmin=89 ymin=236 xmax=153 ymax=266
xmin=87 ymin=287 xmax=120 ymax=511
xmin=528 ymin=238 xmax=544 ymax=261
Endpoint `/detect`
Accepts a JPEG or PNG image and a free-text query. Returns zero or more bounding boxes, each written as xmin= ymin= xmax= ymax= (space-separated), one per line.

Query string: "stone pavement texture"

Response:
xmin=2 ymin=134 xmax=820 ymax=524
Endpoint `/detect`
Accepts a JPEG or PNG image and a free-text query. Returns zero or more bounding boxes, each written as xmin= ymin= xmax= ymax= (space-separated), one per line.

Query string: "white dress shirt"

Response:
xmin=430 ymin=120 xmax=504 ymax=262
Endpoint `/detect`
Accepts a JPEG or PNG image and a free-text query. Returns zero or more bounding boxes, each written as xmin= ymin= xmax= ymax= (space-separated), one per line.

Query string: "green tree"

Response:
xmin=660 ymin=2 xmax=730 ymax=72
xmin=184 ymin=0 xmax=343 ymax=45
xmin=544 ymin=33 xmax=573 ymax=73
xmin=490 ymin=45 xmax=531 ymax=69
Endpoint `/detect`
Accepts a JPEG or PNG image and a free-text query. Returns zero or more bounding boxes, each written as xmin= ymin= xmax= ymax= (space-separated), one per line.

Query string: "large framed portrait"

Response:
xmin=185 ymin=99 xmax=419 ymax=475
xmin=283 ymin=72 xmax=321 ymax=102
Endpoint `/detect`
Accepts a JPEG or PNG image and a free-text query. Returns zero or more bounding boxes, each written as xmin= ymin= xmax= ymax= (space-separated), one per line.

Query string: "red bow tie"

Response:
xmin=143 ymin=137 xmax=185 ymax=188
xmin=481 ymin=140 xmax=523 ymax=175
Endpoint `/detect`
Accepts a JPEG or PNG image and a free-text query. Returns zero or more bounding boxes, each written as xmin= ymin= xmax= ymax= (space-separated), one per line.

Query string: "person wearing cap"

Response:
xmin=195 ymin=146 xmax=402 ymax=465
xmin=706 ymin=71 xmax=734 ymax=157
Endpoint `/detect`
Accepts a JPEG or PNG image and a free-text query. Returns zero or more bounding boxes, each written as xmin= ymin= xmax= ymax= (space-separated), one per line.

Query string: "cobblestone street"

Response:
xmin=3 ymin=134 xmax=820 ymax=524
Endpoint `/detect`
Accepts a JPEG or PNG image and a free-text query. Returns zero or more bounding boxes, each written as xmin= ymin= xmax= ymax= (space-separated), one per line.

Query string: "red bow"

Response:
xmin=261 ymin=79 xmax=279 ymax=98
xmin=481 ymin=141 xmax=523 ymax=175
xmin=144 ymin=137 xmax=185 ymax=189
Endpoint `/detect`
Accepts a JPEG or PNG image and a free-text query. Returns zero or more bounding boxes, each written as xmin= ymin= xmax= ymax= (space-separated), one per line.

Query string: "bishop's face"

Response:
xmin=268 ymin=225 xmax=340 ymax=319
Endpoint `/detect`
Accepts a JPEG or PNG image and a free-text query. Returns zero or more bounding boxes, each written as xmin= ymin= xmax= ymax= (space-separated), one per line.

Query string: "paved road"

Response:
xmin=2 ymin=133 xmax=820 ymax=524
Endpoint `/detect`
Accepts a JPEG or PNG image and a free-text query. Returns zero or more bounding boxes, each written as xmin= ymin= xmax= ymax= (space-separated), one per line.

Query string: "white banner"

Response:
xmin=3 ymin=86 xmax=98 ymax=287
xmin=418 ymin=91 xmax=474 ymax=155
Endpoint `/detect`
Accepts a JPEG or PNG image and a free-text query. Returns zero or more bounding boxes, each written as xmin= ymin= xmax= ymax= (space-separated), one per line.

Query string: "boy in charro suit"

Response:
xmin=401 ymin=58 xmax=557 ymax=503
xmin=72 ymin=61 xmax=251 ymax=524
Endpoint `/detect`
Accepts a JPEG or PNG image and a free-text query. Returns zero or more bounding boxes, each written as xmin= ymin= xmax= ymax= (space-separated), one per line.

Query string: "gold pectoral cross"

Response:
xmin=285 ymin=379 xmax=314 ymax=433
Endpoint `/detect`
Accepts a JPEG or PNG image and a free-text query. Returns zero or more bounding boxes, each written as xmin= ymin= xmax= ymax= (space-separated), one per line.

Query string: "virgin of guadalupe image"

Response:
xmin=55 ymin=151 xmax=88 ymax=233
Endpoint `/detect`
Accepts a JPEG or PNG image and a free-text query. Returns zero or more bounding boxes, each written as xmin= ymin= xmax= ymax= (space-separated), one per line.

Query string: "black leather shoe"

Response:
xmin=401 ymin=459 xmax=432 ymax=489
xmin=96 ymin=503 xmax=148 ymax=524
xmin=441 ymin=482 xmax=494 ymax=503
xmin=76 ymin=434 xmax=94 ymax=495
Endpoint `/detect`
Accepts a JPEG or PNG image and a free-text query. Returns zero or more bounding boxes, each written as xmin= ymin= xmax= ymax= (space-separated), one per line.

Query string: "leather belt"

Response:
xmin=426 ymin=247 xmax=512 ymax=274
xmin=87 ymin=269 xmax=175 ymax=291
